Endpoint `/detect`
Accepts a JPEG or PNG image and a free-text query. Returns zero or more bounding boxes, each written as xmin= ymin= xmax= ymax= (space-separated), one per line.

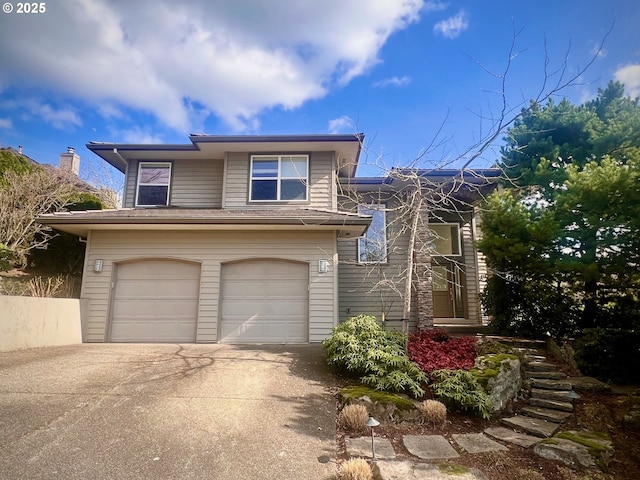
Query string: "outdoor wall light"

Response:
xmin=318 ymin=259 xmax=329 ymax=273
xmin=366 ymin=416 xmax=380 ymax=463
xmin=94 ymin=259 xmax=104 ymax=273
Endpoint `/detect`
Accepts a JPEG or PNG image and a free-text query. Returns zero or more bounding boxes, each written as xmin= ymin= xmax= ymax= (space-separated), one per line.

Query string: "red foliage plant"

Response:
xmin=408 ymin=329 xmax=478 ymax=376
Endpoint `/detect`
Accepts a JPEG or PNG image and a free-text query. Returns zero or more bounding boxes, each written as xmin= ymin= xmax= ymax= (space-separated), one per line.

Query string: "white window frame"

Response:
xmin=249 ymin=154 xmax=309 ymax=202
xmin=358 ymin=204 xmax=388 ymax=264
xmin=429 ymin=223 xmax=462 ymax=257
xmin=135 ymin=162 xmax=171 ymax=206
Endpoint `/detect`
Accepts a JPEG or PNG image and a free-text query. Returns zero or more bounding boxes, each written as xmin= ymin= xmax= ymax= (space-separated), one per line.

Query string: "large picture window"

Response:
xmin=358 ymin=205 xmax=387 ymax=263
xmin=136 ymin=162 xmax=171 ymax=206
xmin=429 ymin=223 xmax=461 ymax=256
xmin=250 ymin=155 xmax=308 ymax=201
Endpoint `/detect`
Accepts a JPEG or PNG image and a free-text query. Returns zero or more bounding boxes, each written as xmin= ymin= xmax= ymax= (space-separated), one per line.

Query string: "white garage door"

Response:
xmin=220 ymin=260 xmax=309 ymax=343
xmin=110 ymin=260 xmax=200 ymax=342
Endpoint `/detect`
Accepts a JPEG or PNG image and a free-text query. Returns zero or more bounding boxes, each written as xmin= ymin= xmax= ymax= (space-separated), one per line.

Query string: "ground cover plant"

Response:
xmin=407 ymin=328 xmax=478 ymax=376
xmin=322 ymin=314 xmax=427 ymax=398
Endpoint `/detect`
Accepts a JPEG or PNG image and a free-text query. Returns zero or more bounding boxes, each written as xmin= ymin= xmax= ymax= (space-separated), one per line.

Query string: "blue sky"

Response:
xmin=0 ymin=0 xmax=639 ymax=181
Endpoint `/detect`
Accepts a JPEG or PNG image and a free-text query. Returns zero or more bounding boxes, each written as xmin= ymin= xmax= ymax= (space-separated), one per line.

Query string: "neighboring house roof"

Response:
xmin=87 ymin=133 xmax=365 ymax=178
xmin=37 ymin=207 xmax=371 ymax=238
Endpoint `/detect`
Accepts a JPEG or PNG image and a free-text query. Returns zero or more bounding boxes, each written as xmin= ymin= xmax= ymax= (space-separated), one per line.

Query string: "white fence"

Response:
xmin=0 ymin=296 xmax=83 ymax=352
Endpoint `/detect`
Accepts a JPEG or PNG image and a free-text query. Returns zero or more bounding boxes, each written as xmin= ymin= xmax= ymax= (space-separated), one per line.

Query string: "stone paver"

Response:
xmin=529 ymin=397 xmax=574 ymax=412
xmin=403 ymin=435 xmax=460 ymax=460
xmin=345 ymin=436 xmax=396 ymax=460
xmin=502 ymin=415 xmax=560 ymax=438
xmin=451 ymin=433 xmax=509 ymax=453
xmin=376 ymin=461 xmax=489 ymax=480
xmin=531 ymin=388 xmax=578 ymax=402
xmin=520 ymin=405 xmax=573 ymax=423
xmin=531 ymin=378 xmax=573 ymax=390
xmin=484 ymin=427 xmax=540 ymax=448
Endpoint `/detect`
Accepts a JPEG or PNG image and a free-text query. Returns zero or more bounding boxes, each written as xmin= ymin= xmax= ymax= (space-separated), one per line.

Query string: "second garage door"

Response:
xmin=220 ymin=259 xmax=309 ymax=343
xmin=110 ymin=260 xmax=201 ymax=342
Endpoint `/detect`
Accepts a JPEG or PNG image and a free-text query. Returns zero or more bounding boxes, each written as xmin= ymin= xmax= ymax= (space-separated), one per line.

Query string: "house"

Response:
xmin=37 ymin=134 xmax=498 ymax=344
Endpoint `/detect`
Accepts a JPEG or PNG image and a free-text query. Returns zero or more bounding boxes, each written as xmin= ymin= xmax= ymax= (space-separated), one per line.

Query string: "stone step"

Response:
xmin=512 ymin=347 xmax=541 ymax=356
xmin=524 ymin=355 xmax=548 ymax=363
xmin=520 ymin=405 xmax=573 ymax=423
xmin=529 ymin=397 xmax=574 ymax=412
xmin=526 ymin=361 xmax=556 ymax=372
xmin=531 ymin=388 xmax=579 ymax=403
xmin=531 ymin=378 xmax=573 ymax=391
xmin=525 ymin=370 xmax=567 ymax=380
xmin=502 ymin=415 xmax=560 ymax=438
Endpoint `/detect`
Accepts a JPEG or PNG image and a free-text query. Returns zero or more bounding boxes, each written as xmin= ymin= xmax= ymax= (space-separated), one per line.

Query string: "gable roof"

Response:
xmin=87 ymin=133 xmax=365 ymax=178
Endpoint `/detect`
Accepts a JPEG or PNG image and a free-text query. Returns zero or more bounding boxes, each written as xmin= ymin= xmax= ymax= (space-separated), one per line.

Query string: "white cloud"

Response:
xmin=615 ymin=64 xmax=640 ymax=99
xmin=108 ymin=126 xmax=163 ymax=144
xmin=374 ymin=76 xmax=411 ymax=87
xmin=328 ymin=115 xmax=355 ymax=134
xmin=423 ymin=1 xmax=448 ymax=13
xmin=433 ymin=10 xmax=469 ymax=39
xmin=9 ymin=99 xmax=82 ymax=130
xmin=0 ymin=0 xmax=425 ymax=132
xmin=0 ymin=118 xmax=12 ymax=129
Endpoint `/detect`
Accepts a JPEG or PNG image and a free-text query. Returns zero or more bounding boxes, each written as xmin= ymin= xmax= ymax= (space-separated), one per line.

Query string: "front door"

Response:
xmin=432 ymin=264 xmax=466 ymax=318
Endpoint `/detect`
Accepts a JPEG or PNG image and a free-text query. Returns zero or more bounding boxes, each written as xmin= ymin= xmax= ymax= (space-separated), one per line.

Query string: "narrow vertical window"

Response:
xmin=429 ymin=223 xmax=461 ymax=256
xmin=358 ymin=205 xmax=387 ymax=263
xmin=136 ymin=162 xmax=171 ymax=206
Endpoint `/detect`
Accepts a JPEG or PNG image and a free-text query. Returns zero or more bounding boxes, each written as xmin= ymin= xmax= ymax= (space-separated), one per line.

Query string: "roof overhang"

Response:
xmin=87 ymin=133 xmax=364 ymax=178
xmin=38 ymin=208 xmax=371 ymax=238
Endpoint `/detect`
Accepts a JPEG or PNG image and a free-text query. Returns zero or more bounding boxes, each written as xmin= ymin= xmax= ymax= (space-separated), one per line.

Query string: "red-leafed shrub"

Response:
xmin=408 ymin=329 xmax=478 ymax=376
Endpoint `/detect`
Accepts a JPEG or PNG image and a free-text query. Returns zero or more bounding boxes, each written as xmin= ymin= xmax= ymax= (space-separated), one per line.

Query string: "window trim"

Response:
xmin=135 ymin=161 xmax=172 ymax=207
xmin=357 ymin=204 xmax=388 ymax=264
xmin=249 ymin=154 xmax=309 ymax=202
xmin=429 ymin=222 xmax=462 ymax=257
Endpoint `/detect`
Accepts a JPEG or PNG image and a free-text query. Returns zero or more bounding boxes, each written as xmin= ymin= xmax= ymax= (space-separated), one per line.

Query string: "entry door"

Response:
xmin=432 ymin=265 xmax=466 ymax=318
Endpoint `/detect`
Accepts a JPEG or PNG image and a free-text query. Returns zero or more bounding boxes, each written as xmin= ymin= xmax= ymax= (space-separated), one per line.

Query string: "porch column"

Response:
xmin=414 ymin=208 xmax=434 ymax=330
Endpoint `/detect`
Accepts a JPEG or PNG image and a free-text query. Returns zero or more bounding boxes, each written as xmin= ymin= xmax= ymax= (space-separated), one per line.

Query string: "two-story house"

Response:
xmin=38 ymin=134 xmax=497 ymax=344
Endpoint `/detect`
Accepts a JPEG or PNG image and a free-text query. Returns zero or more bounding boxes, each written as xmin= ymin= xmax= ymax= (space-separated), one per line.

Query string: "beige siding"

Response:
xmin=123 ymin=159 xmax=223 ymax=208
xmin=473 ymin=210 xmax=490 ymax=325
xmin=337 ymin=205 xmax=413 ymax=325
xmin=461 ymin=216 xmax=481 ymax=324
xmin=81 ymin=230 xmax=336 ymax=343
xmin=223 ymin=151 xmax=334 ymax=209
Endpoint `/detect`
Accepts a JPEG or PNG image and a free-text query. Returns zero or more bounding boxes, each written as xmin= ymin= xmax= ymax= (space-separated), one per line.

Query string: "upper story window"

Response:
xmin=429 ymin=223 xmax=461 ymax=256
xmin=136 ymin=162 xmax=171 ymax=206
xmin=250 ymin=155 xmax=308 ymax=202
xmin=358 ymin=204 xmax=387 ymax=263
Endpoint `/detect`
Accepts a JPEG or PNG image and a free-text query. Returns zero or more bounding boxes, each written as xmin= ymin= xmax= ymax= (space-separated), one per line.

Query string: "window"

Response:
xmin=429 ymin=223 xmax=461 ymax=256
xmin=250 ymin=155 xmax=308 ymax=201
xmin=358 ymin=205 xmax=387 ymax=263
xmin=136 ymin=162 xmax=171 ymax=206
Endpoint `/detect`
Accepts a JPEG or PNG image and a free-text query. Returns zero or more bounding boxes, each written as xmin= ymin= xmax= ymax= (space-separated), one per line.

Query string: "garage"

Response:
xmin=220 ymin=259 xmax=309 ymax=343
xmin=109 ymin=260 xmax=201 ymax=342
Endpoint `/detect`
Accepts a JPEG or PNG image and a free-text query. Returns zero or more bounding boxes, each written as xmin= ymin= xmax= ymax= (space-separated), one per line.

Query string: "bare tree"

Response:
xmin=338 ymin=26 xmax=612 ymax=331
xmin=0 ymin=169 xmax=78 ymax=266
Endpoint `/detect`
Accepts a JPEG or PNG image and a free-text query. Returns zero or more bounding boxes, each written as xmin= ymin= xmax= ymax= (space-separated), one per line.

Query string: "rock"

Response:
xmin=520 ymin=405 xmax=573 ymax=423
xmin=567 ymin=376 xmax=611 ymax=392
xmin=451 ymin=433 xmax=508 ymax=453
xmin=376 ymin=461 xmax=489 ymax=480
xmin=529 ymin=397 xmax=574 ymax=412
xmin=534 ymin=438 xmax=596 ymax=468
xmin=534 ymin=430 xmax=614 ymax=470
xmin=474 ymin=354 xmax=522 ymax=413
xmin=531 ymin=378 xmax=573 ymax=390
xmin=345 ymin=436 xmax=396 ymax=460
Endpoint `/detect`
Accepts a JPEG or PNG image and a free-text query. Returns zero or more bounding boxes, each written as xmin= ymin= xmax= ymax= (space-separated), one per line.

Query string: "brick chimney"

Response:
xmin=59 ymin=146 xmax=80 ymax=175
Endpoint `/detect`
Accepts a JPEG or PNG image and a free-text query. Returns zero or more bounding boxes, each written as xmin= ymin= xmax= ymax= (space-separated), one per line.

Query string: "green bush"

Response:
xmin=322 ymin=314 xmax=427 ymax=398
xmin=430 ymin=369 xmax=493 ymax=419
xmin=0 ymin=243 xmax=14 ymax=271
xmin=574 ymin=328 xmax=640 ymax=384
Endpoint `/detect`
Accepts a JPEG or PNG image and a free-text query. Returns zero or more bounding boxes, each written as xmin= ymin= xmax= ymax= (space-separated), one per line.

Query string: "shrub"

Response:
xmin=337 ymin=458 xmax=373 ymax=480
xmin=419 ymin=399 xmax=447 ymax=428
xmin=408 ymin=329 xmax=478 ymax=375
xmin=430 ymin=369 xmax=493 ymax=419
xmin=340 ymin=404 xmax=369 ymax=433
xmin=322 ymin=315 xmax=427 ymax=398
xmin=574 ymin=328 xmax=640 ymax=384
xmin=0 ymin=243 xmax=14 ymax=271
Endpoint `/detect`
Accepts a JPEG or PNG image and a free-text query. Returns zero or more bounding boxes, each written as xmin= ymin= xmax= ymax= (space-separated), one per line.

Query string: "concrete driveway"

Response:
xmin=0 ymin=344 xmax=338 ymax=479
